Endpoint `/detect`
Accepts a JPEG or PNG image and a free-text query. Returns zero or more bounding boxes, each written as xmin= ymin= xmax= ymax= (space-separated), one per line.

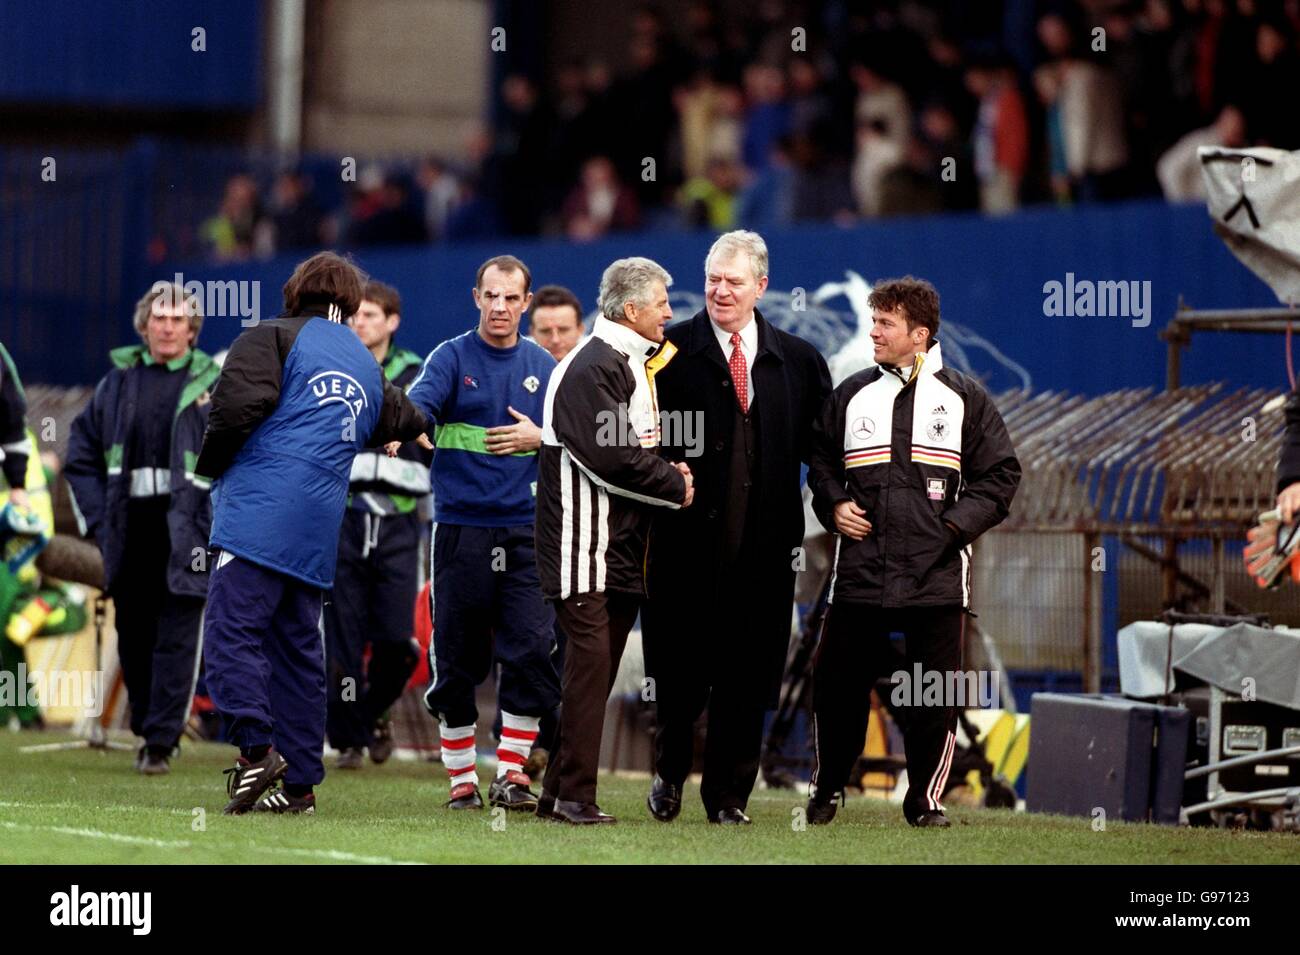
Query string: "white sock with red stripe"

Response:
xmin=439 ymin=722 xmax=478 ymax=793
xmin=496 ymin=712 xmax=539 ymax=780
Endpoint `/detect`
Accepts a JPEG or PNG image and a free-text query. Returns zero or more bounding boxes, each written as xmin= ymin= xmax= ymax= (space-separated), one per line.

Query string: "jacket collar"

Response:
xmin=382 ymin=346 xmax=423 ymax=381
xmin=685 ymin=307 xmax=784 ymax=365
xmin=881 ymin=338 xmax=944 ymax=383
xmin=108 ymin=346 xmax=217 ymax=413
xmin=295 ymin=300 xmax=346 ymax=322
xmin=593 ymin=316 xmax=660 ymax=364
xmin=110 ymin=344 xmax=198 ymax=372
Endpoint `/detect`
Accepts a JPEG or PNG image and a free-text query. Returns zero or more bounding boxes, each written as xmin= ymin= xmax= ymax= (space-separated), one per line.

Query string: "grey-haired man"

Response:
xmin=534 ymin=257 xmax=692 ymax=824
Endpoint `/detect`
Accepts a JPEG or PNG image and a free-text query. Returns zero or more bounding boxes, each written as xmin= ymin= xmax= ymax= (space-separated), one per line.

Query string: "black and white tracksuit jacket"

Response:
xmin=535 ymin=317 xmax=688 ymax=600
xmin=808 ymin=340 xmax=1021 ymax=608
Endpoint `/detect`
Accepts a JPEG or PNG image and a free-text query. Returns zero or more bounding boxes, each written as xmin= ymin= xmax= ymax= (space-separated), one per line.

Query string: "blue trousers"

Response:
xmin=203 ymin=551 xmax=327 ymax=787
xmin=423 ymin=523 xmax=559 ymax=728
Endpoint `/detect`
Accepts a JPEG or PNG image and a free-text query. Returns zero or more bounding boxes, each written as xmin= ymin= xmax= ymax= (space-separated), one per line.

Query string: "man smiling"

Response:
xmin=535 ymin=257 xmax=692 ymax=824
xmin=642 ymin=231 xmax=831 ymax=825
xmin=806 ymin=276 xmax=1020 ymax=828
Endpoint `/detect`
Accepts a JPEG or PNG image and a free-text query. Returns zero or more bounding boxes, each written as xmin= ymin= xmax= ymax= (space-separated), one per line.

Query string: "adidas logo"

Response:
xmin=932 ymin=405 xmax=947 ymax=414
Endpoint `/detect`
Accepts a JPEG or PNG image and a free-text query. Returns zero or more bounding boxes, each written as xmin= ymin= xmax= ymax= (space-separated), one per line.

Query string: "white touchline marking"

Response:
xmin=274 ymin=847 xmax=422 ymax=865
xmin=0 ymin=800 xmax=191 ymax=816
xmin=0 ymin=820 xmax=426 ymax=865
xmin=1 ymin=821 xmax=191 ymax=849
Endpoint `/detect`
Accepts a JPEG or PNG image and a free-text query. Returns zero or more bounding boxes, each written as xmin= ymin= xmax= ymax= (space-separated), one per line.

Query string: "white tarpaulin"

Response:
xmin=1119 ymin=620 xmax=1300 ymax=709
xmin=1199 ymin=146 xmax=1300 ymax=306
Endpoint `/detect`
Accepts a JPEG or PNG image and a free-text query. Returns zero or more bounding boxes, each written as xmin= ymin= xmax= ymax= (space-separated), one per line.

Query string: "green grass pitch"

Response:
xmin=1 ymin=732 xmax=1295 ymax=864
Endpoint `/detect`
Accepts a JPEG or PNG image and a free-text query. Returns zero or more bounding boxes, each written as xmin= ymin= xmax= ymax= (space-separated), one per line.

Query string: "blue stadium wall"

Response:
xmin=5 ymin=199 xmax=1288 ymax=393
xmin=0 ymin=0 xmax=261 ymax=108
xmin=163 ymin=201 xmax=1284 ymax=396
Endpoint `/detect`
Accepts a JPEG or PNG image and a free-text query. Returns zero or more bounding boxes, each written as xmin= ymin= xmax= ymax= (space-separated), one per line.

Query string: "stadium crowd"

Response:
xmin=190 ymin=0 xmax=1300 ymax=262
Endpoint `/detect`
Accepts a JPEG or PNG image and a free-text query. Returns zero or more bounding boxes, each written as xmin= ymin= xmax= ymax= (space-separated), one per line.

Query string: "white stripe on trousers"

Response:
xmin=810 ymin=712 xmax=823 ymax=794
xmin=422 ymin=522 xmax=441 ymax=719
xmin=926 ymin=730 xmax=956 ymax=811
xmin=827 ymin=535 xmax=842 ymax=604
xmin=959 ymin=545 xmax=971 ymax=607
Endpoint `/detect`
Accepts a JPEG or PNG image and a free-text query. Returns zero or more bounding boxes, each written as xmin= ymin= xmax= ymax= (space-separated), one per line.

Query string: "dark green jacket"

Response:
xmin=347 ymin=346 xmax=434 ymax=514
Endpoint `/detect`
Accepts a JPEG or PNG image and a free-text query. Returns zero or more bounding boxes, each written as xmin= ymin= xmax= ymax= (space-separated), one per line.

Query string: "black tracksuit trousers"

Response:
xmin=811 ymin=603 xmax=964 ymax=822
xmin=325 ymin=510 xmax=421 ymax=750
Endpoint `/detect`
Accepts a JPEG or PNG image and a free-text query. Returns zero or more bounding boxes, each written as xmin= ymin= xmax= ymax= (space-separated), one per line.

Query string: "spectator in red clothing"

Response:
xmin=561 ymin=156 xmax=641 ymax=241
xmin=965 ymin=58 xmax=1029 ymax=214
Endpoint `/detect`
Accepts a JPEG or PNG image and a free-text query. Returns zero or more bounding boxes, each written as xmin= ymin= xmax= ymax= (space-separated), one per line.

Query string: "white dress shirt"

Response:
xmin=710 ymin=314 xmax=758 ymax=402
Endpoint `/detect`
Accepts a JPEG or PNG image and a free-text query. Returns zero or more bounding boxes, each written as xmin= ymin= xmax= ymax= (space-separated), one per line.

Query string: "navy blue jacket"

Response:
xmin=64 ymin=346 xmax=222 ymax=598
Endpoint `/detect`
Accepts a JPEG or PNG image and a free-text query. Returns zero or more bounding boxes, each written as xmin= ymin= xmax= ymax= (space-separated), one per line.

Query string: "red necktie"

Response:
xmin=728 ymin=331 xmax=749 ymax=414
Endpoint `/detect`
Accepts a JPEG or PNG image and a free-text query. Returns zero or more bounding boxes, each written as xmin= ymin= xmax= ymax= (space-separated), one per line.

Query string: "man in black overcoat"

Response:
xmin=642 ymin=230 xmax=831 ymax=824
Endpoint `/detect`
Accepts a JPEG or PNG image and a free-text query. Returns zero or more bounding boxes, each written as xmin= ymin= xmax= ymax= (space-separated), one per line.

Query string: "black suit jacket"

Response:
xmin=644 ymin=307 xmax=832 ymax=704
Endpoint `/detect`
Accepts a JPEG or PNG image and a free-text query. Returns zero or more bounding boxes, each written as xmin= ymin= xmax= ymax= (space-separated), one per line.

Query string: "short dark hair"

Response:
xmin=476 ymin=255 xmax=532 ymax=294
xmin=531 ymin=285 xmax=583 ymax=321
xmin=362 ymin=280 xmax=402 ymax=318
xmin=283 ymin=251 xmax=366 ymax=317
xmin=868 ymin=276 xmax=940 ymax=343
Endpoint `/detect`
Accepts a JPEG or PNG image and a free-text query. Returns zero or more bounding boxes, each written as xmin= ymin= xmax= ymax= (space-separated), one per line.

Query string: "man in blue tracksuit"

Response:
xmin=197 ymin=252 xmax=431 ymax=815
xmin=407 ymin=254 xmax=559 ymax=812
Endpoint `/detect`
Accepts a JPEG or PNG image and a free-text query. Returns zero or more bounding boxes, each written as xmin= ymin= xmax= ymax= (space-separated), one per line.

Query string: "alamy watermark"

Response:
xmin=595 ymin=405 xmax=704 ymax=458
xmin=0 ymin=664 xmax=103 ymax=715
xmin=890 ymin=665 xmax=1002 ymax=709
xmin=1042 ymin=272 xmax=1151 ymax=328
xmin=49 ymin=885 xmax=151 ymax=935
xmin=152 ymin=273 xmax=261 ymax=327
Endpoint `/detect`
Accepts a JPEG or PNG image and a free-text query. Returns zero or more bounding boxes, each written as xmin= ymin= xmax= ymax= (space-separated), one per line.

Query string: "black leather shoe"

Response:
xmin=910 ymin=811 xmax=951 ymax=828
xmin=710 ymin=807 xmax=752 ymax=825
xmin=646 ymin=774 xmax=682 ymax=822
xmin=550 ymin=800 xmax=616 ymax=824
xmin=446 ymin=782 xmax=484 ymax=810
xmin=536 ymin=791 xmax=556 ymax=819
xmin=807 ymin=791 xmax=843 ymax=825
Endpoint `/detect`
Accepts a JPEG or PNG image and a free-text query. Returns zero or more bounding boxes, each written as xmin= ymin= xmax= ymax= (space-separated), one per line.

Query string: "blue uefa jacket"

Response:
xmin=196 ymin=309 xmax=430 ymax=588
